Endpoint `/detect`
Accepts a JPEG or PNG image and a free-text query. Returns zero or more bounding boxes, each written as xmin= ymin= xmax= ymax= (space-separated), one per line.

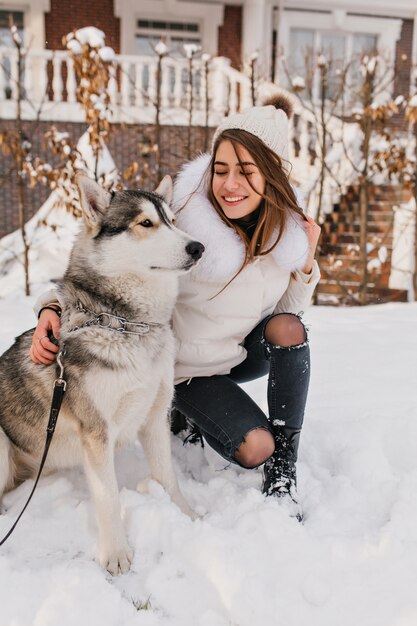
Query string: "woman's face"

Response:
xmin=212 ymin=140 xmax=265 ymax=220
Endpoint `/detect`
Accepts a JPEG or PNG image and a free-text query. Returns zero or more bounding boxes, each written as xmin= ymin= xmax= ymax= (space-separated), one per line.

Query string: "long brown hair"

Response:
xmin=207 ymin=128 xmax=307 ymax=290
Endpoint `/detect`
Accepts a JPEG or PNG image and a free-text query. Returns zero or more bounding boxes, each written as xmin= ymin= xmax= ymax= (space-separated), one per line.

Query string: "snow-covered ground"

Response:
xmin=0 ymin=289 xmax=416 ymax=625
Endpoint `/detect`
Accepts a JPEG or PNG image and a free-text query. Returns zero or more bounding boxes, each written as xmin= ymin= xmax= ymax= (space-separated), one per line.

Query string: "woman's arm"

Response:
xmin=29 ymin=305 xmax=61 ymax=365
xmin=274 ymin=261 xmax=320 ymax=314
xmin=275 ymin=216 xmax=321 ymax=314
xmin=301 ymin=215 xmax=321 ymax=274
xmin=33 ymin=288 xmax=62 ymax=317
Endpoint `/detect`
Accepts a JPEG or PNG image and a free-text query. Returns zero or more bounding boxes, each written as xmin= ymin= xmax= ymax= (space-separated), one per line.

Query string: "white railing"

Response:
xmin=0 ymin=44 xmax=324 ymax=204
xmin=0 ymin=47 xmax=252 ymax=125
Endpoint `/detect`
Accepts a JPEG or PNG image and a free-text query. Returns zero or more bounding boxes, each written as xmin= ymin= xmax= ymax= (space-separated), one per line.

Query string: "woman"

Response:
xmin=30 ymin=94 xmax=321 ymax=505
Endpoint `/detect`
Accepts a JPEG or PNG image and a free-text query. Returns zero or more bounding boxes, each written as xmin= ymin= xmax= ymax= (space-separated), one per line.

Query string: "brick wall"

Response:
xmin=0 ymin=122 xmax=213 ymax=238
xmin=218 ymin=5 xmax=242 ymax=69
xmin=0 ymin=120 xmax=84 ymax=238
xmin=44 ymin=0 xmax=120 ymax=51
xmin=394 ymin=19 xmax=413 ymax=97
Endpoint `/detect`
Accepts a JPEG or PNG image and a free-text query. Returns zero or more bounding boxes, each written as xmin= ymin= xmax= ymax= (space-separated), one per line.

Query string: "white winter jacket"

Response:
xmin=35 ymin=154 xmax=320 ymax=384
xmin=171 ymin=154 xmax=320 ymax=383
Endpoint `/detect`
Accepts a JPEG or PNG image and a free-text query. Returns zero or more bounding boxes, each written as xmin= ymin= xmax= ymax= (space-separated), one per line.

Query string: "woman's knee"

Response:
xmin=264 ymin=313 xmax=306 ymax=348
xmin=234 ymin=428 xmax=275 ymax=468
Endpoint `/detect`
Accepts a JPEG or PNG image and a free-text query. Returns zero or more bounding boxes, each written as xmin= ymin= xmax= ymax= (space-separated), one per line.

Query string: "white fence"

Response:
xmin=0 ymin=47 xmax=253 ymax=125
xmin=0 ymin=45 xmax=323 ymax=205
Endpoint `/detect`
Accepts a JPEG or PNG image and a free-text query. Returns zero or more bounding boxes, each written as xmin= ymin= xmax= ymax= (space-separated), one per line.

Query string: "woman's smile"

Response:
xmin=222 ymin=195 xmax=247 ymax=205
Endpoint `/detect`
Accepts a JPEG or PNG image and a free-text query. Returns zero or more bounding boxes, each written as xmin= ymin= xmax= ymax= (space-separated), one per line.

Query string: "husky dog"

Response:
xmin=0 ymin=174 xmax=204 ymax=575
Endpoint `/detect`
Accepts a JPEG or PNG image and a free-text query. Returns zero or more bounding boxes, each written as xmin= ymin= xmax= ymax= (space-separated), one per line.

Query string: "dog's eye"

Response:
xmin=140 ymin=219 xmax=153 ymax=228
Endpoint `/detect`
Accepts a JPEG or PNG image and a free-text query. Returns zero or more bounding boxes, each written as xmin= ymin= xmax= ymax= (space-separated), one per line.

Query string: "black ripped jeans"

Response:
xmin=174 ymin=313 xmax=310 ymax=466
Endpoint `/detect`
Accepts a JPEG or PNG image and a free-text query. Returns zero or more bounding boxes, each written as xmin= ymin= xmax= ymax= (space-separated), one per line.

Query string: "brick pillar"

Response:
xmin=218 ymin=5 xmax=242 ymax=70
xmin=45 ymin=0 xmax=120 ymax=51
xmin=394 ymin=18 xmax=413 ymax=97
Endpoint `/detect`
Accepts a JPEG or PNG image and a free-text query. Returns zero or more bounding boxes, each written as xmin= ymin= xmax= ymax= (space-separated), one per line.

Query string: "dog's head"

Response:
xmin=75 ymin=174 xmax=204 ymax=275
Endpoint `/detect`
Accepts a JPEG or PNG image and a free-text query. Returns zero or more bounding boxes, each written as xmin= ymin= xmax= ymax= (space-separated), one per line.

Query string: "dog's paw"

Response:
xmin=99 ymin=544 xmax=134 ymax=576
xmin=186 ymin=507 xmax=200 ymax=521
xmin=173 ymin=495 xmax=199 ymax=520
xmin=136 ymin=477 xmax=151 ymax=494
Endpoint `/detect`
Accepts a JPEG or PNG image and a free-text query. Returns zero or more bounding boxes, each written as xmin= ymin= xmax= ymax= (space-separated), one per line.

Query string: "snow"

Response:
xmin=11 ymin=24 xmax=22 ymax=47
xmin=155 ymin=41 xmax=168 ymax=57
xmin=408 ymin=95 xmax=417 ymax=108
xmin=1 ymin=241 xmax=417 ymax=623
xmin=66 ymin=39 xmax=82 ymax=55
xmin=0 ymin=192 xmax=78 ymax=298
xmin=66 ymin=26 xmax=114 ymax=58
xmin=99 ymin=46 xmax=116 ymax=63
xmin=75 ymin=132 xmax=118 ymax=185
xmin=367 ymin=258 xmax=381 ymax=271
xmin=378 ymin=246 xmax=388 ymax=263
xmin=292 ymin=75 xmax=305 ymax=90
xmin=183 ymin=44 xmax=201 ymax=59
xmin=71 ymin=26 xmax=105 ymax=49
xmin=1 ymin=112 xmax=417 ymax=623
xmin=366 ymin=57 xmax=378 ymax=75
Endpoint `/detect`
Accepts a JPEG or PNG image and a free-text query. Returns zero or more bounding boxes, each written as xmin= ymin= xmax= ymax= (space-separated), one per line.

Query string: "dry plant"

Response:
xmin=63 ymin=29 xmax=114 ymax=178
xmin=184 ymin=43 xmax=202 ymax=160
xmin=0 ymin=17 xmax=32 ymax=294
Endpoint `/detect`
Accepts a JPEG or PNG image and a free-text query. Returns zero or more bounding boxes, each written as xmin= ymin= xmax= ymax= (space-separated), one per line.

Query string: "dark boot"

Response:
xmin=262 ymin=426 xmax=300 ymax=499
xmin=171 ymin=408 xmax=204 ymax=447
xmin=170 ymin=407 xmax=188 ymax=434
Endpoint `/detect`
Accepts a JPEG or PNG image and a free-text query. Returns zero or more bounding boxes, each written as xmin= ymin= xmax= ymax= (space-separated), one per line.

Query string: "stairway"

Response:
xmin=316 ymin=184 xmax=408 ymax=305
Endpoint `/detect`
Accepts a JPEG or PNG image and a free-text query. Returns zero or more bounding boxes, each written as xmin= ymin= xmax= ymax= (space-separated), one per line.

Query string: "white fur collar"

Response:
xmin=172 ymin=153 xmax=309 ymax=282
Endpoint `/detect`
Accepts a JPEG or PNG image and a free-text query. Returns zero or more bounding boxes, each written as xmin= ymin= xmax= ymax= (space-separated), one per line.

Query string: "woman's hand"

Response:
xmin=29 ymin=309 xmax=61 ymax=365
xmin=302 ymin=216 xmax=321 ymax=274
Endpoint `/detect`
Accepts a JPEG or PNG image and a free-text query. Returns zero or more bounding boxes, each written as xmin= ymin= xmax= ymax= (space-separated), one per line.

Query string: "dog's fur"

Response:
xmin=0 ymin=175 xmax=203 ymax=574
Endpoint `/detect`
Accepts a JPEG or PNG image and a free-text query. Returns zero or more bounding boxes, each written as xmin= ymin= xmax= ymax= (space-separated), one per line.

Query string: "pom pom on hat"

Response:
xmin=211 ymin=92 xmax=293 ymax=164
xmin=261 ymin=93 xmax=293 ymax=119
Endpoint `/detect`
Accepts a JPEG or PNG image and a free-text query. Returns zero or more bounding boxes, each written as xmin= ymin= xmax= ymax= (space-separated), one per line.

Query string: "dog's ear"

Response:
xmin=155 ymin=175 xmax=173 ymax=205
xmin=76 ymin=174 xmax=112 ymax=235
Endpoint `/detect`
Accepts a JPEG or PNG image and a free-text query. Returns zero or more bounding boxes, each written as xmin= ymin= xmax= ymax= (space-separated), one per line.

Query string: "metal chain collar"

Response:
xmin=68 ymin=301 xmax=162 ymax=336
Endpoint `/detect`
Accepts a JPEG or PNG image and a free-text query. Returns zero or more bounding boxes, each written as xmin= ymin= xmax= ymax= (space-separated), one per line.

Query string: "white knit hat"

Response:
xmin=211 ymin=94 xmax=293 ymax=165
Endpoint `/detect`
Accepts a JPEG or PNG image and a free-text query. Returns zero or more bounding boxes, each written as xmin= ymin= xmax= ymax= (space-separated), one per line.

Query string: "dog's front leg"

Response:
xmin=138 ymin=381 xmax=196 ymax=519
xmin=82 ymin=433 xmax=133 ymax=575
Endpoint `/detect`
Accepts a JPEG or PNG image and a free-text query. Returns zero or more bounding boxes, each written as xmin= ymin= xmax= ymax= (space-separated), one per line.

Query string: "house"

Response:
xmin=0 ymin=0 xmax=416 ymax=119
xmin=0 ymin=1 xmax=416 ymax=303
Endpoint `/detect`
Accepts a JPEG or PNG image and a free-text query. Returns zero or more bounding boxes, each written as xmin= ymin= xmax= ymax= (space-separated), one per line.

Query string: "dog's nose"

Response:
xmin=186 ymin=241 xmax=205 ymax=261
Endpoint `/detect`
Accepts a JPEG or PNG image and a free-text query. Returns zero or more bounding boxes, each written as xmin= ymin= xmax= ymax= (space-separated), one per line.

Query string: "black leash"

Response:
xmin=0 ymin=349 xmax=67 ymax=546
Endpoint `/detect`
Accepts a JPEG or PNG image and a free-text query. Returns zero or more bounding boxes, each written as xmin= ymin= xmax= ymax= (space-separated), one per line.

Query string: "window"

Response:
xmin=280 ymin=10 xmax=401 ymax=102
xmin=288 ymin=27 xmax=377 ymax=99
xmin=116 ymin=0 xmax=223 ymax=58
xmin=0 ymin=10 xmax=24 ymax=99
xmin=135 ymin=19 xmax=201 ymax=58
xmin=135 ymin=18 xmax=202 ymax=107
xmin=0 ymin=9 xmax=23 ymax=39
